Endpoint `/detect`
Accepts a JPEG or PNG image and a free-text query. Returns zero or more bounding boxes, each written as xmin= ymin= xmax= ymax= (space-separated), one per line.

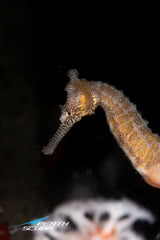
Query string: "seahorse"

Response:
xmin=42 ymin=69 xmax=160 ymax=189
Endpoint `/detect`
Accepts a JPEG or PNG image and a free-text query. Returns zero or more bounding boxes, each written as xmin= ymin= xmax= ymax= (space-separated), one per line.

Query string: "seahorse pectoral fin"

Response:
xmin=140 ymin=165 xmax=160 ymax=189
xmin=42 ymin=120 xmax=74 ymax=155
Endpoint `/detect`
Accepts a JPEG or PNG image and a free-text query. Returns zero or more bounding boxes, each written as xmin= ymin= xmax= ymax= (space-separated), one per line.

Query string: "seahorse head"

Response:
xmin=61 ymin=69 xmax=97 ymax=122
xmin=42 ymin=69 xmax=98 ymax=155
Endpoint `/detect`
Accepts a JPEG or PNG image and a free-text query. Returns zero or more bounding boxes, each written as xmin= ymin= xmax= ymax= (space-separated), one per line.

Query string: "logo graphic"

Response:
xmin=10 ymin=216 xmax=69 ymax=232
xmin=11 ymin=216 xmax=49 ymax=228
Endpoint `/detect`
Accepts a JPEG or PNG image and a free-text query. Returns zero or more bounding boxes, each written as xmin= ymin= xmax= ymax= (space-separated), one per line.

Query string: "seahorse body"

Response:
xmin=43 ymin=70 xmax=160 ymax=189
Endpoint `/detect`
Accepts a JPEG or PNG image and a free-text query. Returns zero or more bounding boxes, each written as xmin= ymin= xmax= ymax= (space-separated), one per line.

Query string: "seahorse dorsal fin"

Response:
xmin=67 ymin=69 xmax=79 ymax=82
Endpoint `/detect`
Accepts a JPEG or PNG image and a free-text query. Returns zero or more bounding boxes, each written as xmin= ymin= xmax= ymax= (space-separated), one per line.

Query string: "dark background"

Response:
xmin=0 ymin=1 xmax=160 ymax=239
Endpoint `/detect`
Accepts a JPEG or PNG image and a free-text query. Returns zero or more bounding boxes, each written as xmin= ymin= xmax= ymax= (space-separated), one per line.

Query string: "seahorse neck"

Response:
xmin=92 ymin=81 xmax=122 ymax=112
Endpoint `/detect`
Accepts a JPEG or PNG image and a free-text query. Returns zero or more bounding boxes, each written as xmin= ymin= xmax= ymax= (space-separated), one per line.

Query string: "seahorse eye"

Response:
xmin=68 ymin=112 xmax=71 ymax=116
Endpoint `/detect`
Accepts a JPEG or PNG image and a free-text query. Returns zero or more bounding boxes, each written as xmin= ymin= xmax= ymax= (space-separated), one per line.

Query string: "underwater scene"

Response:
xmin=0 ymin=2 xmax=160 ymax=240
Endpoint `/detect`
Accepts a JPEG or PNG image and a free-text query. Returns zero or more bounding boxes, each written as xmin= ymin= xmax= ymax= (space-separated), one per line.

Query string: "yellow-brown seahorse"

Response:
xmin=42 ymin=69 xmax=160 ymax=189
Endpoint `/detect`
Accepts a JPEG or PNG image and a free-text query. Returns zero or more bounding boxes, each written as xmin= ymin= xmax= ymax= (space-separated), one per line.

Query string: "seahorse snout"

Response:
xmin=42 ymin=118 xmax=75 ymax=155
